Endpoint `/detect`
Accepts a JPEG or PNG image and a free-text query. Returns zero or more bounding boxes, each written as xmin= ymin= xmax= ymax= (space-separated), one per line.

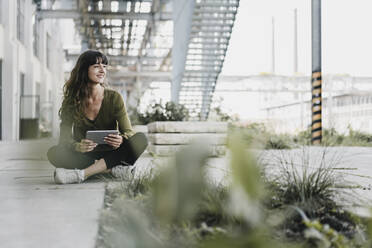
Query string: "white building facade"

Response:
xmin=264 ymin=76 xmax=372 ymax=134
xmin=0 ymin=0 xmax=64 ymax=141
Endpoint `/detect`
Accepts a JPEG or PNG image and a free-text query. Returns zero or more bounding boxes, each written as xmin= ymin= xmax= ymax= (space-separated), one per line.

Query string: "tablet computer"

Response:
xmin=86 ymin=130 xmax=119 ymax=144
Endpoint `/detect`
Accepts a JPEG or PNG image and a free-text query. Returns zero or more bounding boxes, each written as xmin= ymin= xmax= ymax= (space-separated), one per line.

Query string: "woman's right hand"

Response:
xmin=75 ymin=139 xmax=97 ymax=153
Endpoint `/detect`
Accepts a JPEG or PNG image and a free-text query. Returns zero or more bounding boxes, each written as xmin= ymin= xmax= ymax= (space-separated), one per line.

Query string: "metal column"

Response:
xmin=311 ymin=0 xmax=322 ymax=144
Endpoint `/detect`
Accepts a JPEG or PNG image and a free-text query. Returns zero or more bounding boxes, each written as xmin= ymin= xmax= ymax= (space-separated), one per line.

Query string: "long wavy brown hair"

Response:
xmin=59 ymin=50 xmax=108 ymax=123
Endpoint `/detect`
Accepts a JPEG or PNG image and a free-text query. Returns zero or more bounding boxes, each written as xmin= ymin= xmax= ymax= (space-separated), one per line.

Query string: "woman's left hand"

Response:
xmin=104 ymin=134 xmax=123 ymax=149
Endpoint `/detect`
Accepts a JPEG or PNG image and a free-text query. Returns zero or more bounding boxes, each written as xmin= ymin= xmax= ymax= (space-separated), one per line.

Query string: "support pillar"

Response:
xmin=171 ymin=0 xmax=195 ymax=103
xmin=311 ymin=0 xmax=322 ymax=145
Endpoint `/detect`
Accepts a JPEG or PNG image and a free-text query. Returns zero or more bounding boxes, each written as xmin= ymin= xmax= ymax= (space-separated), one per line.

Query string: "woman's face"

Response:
xmin=87 ymin=62 xmax=107 ymax=85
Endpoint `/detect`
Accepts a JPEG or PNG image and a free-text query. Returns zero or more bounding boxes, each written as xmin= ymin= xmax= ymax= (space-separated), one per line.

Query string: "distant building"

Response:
xmin=264 ymin=76 xmax=372 ymax=134
xmin=0 ymin=0 xmax=64 ymax=141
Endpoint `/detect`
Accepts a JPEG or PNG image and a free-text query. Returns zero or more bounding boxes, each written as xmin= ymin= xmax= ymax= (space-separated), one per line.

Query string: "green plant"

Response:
xmin=97 ymin=197 xmax=165 ymax=248
xmin=131 ymin=101 xmax=189 ymax=125
xmin=341 ymin=126 xmax=372 ymax=146
xmin=97 ymin=133 xmax=366 ymax=248
xmin=291 ymin=206 xmax=350 ymax=248
xmin=208 ymin=96 xmax=238 ymax=122
xmin=293 ymin=126 xmax=372 ymax=147
xmin=261 ymin=148 xmax=358 ymax=241
xmin=231 ymin=123 xmax=293 ymax=149
xmin=293 ymin=128 xmax=312 ymax=145
xmin=265 ymin=135 xmax=292 ymax=149
xmin=208 ymin=106 xmax=235 ymax=122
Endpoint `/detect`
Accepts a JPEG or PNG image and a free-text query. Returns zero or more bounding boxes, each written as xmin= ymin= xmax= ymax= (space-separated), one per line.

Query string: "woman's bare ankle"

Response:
xmin=84 ymin=159 xmax=108 ymax=179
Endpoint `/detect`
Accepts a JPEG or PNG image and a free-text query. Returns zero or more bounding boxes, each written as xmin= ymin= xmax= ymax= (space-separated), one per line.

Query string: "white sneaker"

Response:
xmin=111 ymin=165 xmax=134 ymax=181
xmin=54 ymin=168 xmax=85 ymax=184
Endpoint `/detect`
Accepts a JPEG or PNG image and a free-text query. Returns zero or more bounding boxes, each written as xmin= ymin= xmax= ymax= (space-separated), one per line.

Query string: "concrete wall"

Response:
xmin=0 ymin=0 xmax=64 ymax=141
xmin=266 ymin=93 xmax=372 ymax=134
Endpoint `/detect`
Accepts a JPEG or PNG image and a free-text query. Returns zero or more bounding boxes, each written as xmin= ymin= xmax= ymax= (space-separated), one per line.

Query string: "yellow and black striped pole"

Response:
xmin=311 ymin=0 xmax=322 ymax=145
xmin=311 ymin=72 xmax=322 ymax=144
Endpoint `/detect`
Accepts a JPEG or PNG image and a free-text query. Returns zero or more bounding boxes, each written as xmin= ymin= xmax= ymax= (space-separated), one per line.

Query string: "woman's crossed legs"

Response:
xmin=47 ymin=132 xmax=148 ymax=184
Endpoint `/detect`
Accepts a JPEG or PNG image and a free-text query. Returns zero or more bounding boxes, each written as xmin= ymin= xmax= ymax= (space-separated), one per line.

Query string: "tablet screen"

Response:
xmin=86 ymin=130 xmax=119 ymax=144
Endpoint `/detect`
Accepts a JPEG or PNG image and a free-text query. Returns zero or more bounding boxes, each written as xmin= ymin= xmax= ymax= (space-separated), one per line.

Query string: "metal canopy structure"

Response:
xmin=35 ymin=0 xmax=240 ymax=120
xmin=35 ymin=0 xmax=173 ymax=77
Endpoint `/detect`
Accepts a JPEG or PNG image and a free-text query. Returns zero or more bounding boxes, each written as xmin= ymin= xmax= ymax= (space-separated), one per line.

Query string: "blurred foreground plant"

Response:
xmin=231 ymin=123 xmax=293 ymax=149
xmin=98 ymin=132 xmax=366 ymax=248
xmin=152 ymin=144 xmax=209 ymax=223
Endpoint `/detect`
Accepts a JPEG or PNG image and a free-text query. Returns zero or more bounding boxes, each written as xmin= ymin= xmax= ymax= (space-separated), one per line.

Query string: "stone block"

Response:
xmin=133 ymin=125 xmax=148 ymax=133
xmin=147 ymin=144 xmax=226 ymax=157
xmin=148 ymin=133 xmax=227 ymax=145
xmin=147 ymin=121 xmax=228 ymax=133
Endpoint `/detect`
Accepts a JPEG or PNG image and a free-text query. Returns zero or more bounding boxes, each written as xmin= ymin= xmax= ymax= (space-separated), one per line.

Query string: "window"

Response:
xmin=17 ymin=0 xmax=25 ymax=43
xmin=0 ymin=0 xmax=3 ymax=25
xmin=32 ymin=14 xmax=39 ymax=57
xmin=36 ymin=82 xmax=40 ymax=117
xmin=36 ymin=82 xmax=40 ymax=97
xmin=20 ymin=73 xmax=25 ymax=96
xmin=46 ymin=34 xmax=51 ymax=69
xmin=0 ymin=60 xmax=2 ymax=139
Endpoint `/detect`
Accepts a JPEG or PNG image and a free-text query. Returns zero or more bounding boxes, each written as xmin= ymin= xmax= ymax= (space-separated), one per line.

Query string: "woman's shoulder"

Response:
xmin=104 ymin=88 xmax=122 ymax=98
xmin=104 ymin=88 xmax=124 ymax=106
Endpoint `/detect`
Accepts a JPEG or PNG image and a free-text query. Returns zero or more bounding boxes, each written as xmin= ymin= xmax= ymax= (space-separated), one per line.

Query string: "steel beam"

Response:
xmin=192 ymin=16 xmax=235 ymax=21
xmin=192 ymin=23 xmax=233 ymax=27
xmin=37 ymin=10 xmax=172 ymax=21
xmin=195 ymin=3 xmax=239 ymax=7
xmin=66 ymin=54 xmax=163 ymax=62
xmin=110 ymin=71 xmax=171 ymax=78
xmin=37 ymin=9 xmax=81 ymax=19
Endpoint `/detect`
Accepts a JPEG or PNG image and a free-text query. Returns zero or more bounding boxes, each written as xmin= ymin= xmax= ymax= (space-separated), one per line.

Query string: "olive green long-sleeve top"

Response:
xmin=59 ymin=88 xmax=135 ymax=150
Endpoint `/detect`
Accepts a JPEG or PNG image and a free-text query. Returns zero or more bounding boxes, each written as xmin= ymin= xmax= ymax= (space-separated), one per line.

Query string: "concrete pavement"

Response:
xmin=259 ymin=146 xmax=372 ymax=217
xmin=0 ymin=139 xmax=105 ymax=248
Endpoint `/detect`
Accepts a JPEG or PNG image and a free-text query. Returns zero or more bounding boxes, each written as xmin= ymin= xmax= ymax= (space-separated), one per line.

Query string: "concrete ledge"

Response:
xmin=133 ymin=125 xmax=148 ymax=134
xmin=147 ymin=121 xmax=228 ymax=133
xmin=148 ymin=144 xmax=226 ymax=157
xmin=0 ymin=138 xmax=57 ymax=162
xmin=148 ymin=133 xmax=227 ymax=145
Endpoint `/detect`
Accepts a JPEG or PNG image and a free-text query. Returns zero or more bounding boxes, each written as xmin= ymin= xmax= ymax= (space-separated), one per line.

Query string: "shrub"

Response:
xmin=231 ymin=123 xmax=293 ymax=149
xmin=208 ymin=106 xmax=237 ymax=122
xmin=265 ymin=135 xmax=292 ymax=150
xmin=261 ymin=148 xmax=358 ymax=240
xmin=294 ymin=126 xmax=372 ymax=147
xmin=342 ymin=126 xmax=372 ymax=146
xmin=130 ymin=101 xmax=189 ymax=125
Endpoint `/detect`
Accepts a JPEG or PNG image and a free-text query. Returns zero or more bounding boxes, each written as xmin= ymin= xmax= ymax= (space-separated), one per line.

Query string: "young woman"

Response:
xmin=47 ymin=50 xmax=148 ymax=184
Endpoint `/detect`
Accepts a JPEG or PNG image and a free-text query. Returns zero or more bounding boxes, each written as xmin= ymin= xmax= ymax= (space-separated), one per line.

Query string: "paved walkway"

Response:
xmin=0 ymin=139 xmax=105 ymax=248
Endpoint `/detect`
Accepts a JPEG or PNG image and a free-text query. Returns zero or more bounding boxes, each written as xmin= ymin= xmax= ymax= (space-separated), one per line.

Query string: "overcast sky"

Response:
xmin=222 ymin=0 xmax=372 ymax=77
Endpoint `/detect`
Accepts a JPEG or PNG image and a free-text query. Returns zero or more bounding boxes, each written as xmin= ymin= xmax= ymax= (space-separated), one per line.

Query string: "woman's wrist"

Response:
xmin=74 ymin=142 xmax=80 ymax=152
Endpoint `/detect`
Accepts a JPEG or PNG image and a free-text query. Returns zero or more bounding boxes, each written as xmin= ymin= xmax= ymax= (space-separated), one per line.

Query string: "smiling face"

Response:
xmin=87 ymin=59 xmax=107 ymax=85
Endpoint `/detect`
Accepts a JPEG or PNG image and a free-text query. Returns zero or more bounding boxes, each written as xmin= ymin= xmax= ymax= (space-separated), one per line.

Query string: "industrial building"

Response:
xmin=0 ymin=0 xmax=65 ymax=141
xmin=0 ymin=0 xmax=239 ymax=141
xmin=264 ymin=75 xmax=372 ymax=134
